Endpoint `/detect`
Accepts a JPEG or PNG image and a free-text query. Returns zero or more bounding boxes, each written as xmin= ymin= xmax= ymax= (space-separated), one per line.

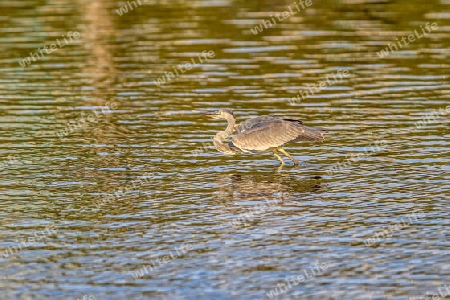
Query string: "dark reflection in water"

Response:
xmin=0 ymin=0 xmax=449 ymax=299
xmin=213 ymin=173 xmax=325 ymax=204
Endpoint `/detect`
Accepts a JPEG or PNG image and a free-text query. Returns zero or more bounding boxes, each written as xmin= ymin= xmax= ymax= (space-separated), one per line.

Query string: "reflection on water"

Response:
xmin=0 ymin=0 xmax=449 ymax=298
xmin=213 ymin=173 xmax=325 ymax=204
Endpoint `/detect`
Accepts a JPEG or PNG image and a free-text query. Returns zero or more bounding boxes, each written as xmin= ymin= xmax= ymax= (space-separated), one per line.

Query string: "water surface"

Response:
xmin=0 ymin=0 xmax=449 ymax=299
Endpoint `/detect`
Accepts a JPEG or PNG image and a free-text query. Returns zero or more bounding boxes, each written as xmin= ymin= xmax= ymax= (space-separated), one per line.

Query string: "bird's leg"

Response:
xmin=277 ymin=147 xmax=299 ymax=166
xmin=272 ymin=149 xmax=285 ymax=166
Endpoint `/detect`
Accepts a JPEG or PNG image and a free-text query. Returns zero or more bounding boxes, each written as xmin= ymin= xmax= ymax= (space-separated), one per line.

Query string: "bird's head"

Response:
xmin=204 ymin=108 xmax=234 ymax=120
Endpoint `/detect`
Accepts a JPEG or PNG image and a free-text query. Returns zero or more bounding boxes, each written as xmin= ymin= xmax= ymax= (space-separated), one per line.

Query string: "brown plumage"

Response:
xmin=204 ymin=109 xmax=327 ymax=166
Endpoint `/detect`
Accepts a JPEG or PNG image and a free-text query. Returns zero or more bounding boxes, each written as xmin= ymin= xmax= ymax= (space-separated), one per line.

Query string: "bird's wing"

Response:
xmin=235 ymin=116 xmax=281 ymax=133
xmin=232 ymin=120 xmax=297 ymax=151
xmin=232 ymin=119 xmax=323 ymax=151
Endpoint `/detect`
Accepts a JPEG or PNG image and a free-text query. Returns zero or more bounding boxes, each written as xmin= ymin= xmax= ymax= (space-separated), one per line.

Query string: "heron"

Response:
xmin=204 ymin=108 xmax=327 ymax=166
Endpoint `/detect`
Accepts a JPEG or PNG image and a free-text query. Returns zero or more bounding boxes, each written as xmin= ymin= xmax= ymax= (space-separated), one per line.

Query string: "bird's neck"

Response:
xmin=213 ymin=116 xmax=236 ymax=155
xmin=221 ymin=116 xmax=235 ymax=138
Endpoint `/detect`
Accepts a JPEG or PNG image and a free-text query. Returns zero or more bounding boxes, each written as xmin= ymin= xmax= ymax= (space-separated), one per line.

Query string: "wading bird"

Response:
xmin=204 ymin=109 xmax=327 ymax=166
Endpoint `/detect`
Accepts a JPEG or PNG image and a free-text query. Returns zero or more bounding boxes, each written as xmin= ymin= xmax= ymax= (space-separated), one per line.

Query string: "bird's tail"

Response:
xmin=296 ymin=125 xmax=327 ymax=142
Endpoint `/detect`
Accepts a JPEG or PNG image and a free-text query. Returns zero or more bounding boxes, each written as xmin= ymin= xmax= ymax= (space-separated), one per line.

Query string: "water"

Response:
xmin=1 ymin=0 xmax=449 ymax=299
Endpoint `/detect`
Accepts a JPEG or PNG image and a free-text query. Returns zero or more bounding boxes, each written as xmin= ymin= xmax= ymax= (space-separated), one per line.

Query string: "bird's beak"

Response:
xmin=203 ymin=112 xmax=220 ymax=119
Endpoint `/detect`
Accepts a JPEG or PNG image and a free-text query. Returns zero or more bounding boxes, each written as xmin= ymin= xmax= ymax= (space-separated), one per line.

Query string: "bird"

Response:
xmin=204 ymin=108 xmax=327 ymax=166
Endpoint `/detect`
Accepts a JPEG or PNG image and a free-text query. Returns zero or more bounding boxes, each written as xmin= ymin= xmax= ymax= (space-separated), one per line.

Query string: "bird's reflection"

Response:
xmin=212 ymin=173 xmax=325 ymax=206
